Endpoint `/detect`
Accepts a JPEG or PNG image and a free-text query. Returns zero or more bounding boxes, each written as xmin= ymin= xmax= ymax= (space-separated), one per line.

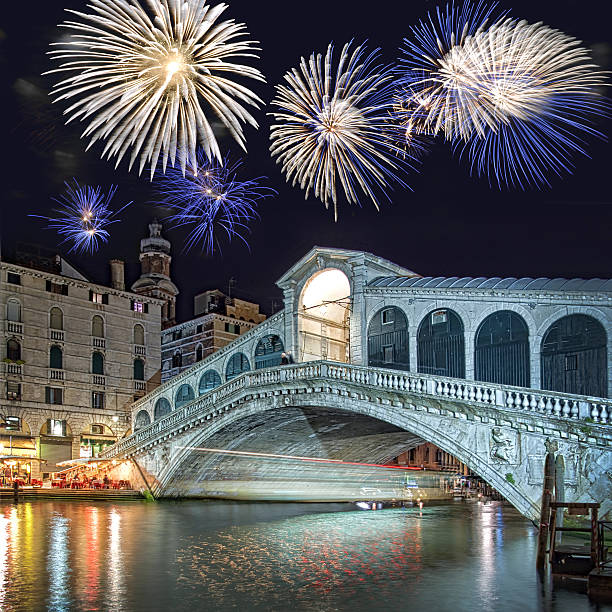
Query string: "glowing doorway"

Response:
xmin=298 ymin=269 xmax=351 ymax=363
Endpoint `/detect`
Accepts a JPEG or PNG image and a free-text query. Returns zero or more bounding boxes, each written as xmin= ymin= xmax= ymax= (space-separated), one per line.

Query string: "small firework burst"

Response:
xmin=154 ymin=152 xmax=275 ymax=253
xmin=31 ymin=180 xmax=131 ymax=253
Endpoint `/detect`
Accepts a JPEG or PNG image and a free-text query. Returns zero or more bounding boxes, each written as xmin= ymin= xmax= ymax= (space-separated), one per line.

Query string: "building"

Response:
xmin=161 ymin=289 xmax=266 ymax=383
xmin=1 ymin=247 xmax=163 ymax=479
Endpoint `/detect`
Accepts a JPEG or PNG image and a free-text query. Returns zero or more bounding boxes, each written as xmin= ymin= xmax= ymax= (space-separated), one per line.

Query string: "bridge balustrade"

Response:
xmin=102 ymin=361 xmax=611 ymax=460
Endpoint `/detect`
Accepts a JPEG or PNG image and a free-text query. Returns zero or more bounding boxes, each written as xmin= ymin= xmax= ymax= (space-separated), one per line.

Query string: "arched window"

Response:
xmin=172 ymin=351 xmax=182 ymax=369
xmin=475 ymin=311 xmax=530 ymax=387
xmin=92 ymin=351 xmax=104 ymax=375
xmin=7 ymin=299 xmax=21 ymax=322
xmin=196 ymin=345 xmax=204 ymax=362
xmin=133 ymin=324 xmax=145 ymax=345
xmin=49 ymin=345 xmax=63 ymax=369
xmin=134 ymin=410 xmax=151 ymax=430
xmin=92 ymin=315 xmax=104 ymax=338
xmin=254 ymin=335 xmax=285 ymax=369
xmin=198 ymin=370 xmax=222 ymax=395
xmin=417 ymin=309 xmax=465 ymax=378
xmin=49 ymin=307 xmax=63 ymax=330
xmin=367 ymin=307 xmax=409 ymax=370
xmin=541 ymin=314 xmax=607 ymax=398
xmin=133 ymin=358 xmax=145 ymax=380
xmin=7 ymin=339 xmax=21 ymax=361
xmin=226 ymin=353 xmax=250 ymax=381
xmin=154 ymin=397 xmax=171 ymax=420
xmin=175 ymin=384 xmax=195 ymax=408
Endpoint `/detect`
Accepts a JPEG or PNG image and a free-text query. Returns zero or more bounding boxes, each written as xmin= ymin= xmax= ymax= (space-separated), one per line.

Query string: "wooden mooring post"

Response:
xmin=536 ymin=452 xmax=556 ymax=574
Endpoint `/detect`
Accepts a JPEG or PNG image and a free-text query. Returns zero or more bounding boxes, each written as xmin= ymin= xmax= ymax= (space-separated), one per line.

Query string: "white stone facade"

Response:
xmin=1 ymin=260 xmax=163 ymax=476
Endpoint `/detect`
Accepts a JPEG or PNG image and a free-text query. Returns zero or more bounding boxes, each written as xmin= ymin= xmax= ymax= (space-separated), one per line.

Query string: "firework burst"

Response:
xmin=269 ymin=42 xmax=414 ymax=220
xmin=31 ymin=181 xmax=131 ymax=253
xmin=397 ymin=3 xmax=608 ymax=188
xmin=155 ymin=151 xmax=274 ymax=253
xmin=46 ymin=0 xmax=264 ymax=178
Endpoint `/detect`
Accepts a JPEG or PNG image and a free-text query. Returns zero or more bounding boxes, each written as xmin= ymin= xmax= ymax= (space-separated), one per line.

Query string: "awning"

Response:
xmin=0 ymin=455 xmax=47 ymax=463
xmin=56 ymin=458 xmax=123 ymax=467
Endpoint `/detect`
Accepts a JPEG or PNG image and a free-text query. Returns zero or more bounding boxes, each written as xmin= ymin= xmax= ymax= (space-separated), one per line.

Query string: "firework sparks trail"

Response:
xmin=269 ymin=41 xmax=417 ymax=220
xmin=155 ymin=151 xmax=275 ymax=253
xmin=46 ymin=0 xmax=264 ymax=178
xmin=30 ymin=180 xmax=132 ymax=254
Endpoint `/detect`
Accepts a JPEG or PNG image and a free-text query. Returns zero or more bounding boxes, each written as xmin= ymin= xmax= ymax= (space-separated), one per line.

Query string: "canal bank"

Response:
xmin=1 ymin=499 xmax=607 ymax=611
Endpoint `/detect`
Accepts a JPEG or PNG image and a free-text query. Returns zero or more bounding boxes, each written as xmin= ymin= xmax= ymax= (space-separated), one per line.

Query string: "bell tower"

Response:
xmin=131 ymin=220 xmax=179 ymax=328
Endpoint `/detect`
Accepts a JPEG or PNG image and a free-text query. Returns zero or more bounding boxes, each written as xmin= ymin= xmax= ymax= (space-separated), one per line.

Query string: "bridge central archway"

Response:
xmin=298 ymin=268 xmax=351 ymax=363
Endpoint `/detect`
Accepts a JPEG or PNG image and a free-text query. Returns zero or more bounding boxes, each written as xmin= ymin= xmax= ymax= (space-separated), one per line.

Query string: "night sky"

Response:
xmin=1 ymin=0 xmax=610 ymax=322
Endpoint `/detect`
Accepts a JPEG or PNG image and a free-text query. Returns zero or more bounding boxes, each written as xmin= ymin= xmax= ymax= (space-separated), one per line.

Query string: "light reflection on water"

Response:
xmin=0 ymin=500 xmax=604 ymax=611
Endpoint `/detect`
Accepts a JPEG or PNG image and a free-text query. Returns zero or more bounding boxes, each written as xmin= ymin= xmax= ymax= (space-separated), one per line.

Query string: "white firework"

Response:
xmin=269 ymin=42 xmax=410 ymax=220
xmin=47 ymin=0 xmax=264 ymax=177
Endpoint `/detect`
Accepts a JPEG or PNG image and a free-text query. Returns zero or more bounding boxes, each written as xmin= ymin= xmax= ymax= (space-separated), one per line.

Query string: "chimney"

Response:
xmin=109 ymin=259 xmax=125 ymax=291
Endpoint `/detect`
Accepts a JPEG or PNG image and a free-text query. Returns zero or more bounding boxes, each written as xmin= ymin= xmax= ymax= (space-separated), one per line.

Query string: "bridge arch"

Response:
xmin=254 ymin=334 xmax=285 ymax=369
xmin=541 ymin=313 xmax=607 ymax=398
xmin=154 ymin=397 xmax=172 ymax=420
xmin=417 ymin=308 xmax=465 ymax=378
xmin=198 ymin=370 xmax=222 ymax=394
xmin=367 ymin=306 xmax=409 ymax=370
xmin=475 ymin=310 xmax=530 ymax=388
xmin=156 ymin=394 xmax=538 ymax=519
xmin=225 ymin=353 xmax=250 ymax=381
xmin=134 ymin=410 xmax=151 ymax=430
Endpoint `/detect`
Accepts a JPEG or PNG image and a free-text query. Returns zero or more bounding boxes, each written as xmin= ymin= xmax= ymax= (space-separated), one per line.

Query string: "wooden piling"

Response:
xmin=536 ymin=452 xmax=556 ymax=574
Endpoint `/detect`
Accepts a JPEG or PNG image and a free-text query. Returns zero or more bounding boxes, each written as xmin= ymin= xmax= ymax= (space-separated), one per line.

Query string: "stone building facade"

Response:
xmin=161 ymin=289 xmax=266 ymax=383
xmin=1 ymin=253 xmax=163 ymax=478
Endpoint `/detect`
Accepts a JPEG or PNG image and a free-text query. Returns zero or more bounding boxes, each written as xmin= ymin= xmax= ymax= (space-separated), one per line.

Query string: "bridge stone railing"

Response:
xmin=103 ymin=360 xmax=611 ymax=459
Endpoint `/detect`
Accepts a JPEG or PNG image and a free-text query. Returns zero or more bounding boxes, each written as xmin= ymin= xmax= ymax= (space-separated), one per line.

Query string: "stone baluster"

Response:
xmin=529 ymin=395 xmax=537 ymax=411
xmin=545 ymin=397 xmax=553 ymax=415
xmin=435 ymin=381 xmax=442 ymax=395
xmin=600 ymin=404 xmax=609 ymax=424
xmin=570 ymin=402 xmax=579 ymax=419
xmin=475 ymin=387 xmax=483 ymax=403
xmin=468 ymin=386 xmax=475 ymax=401
xmin=552 ymin=399 xmax=562 ymax=417
xmin=562 ymin=401 xmax=571 ymax=418
xmin=590 ymin=404 xmax=600 ymax=423
xmin=521 ymin=394 xmax=530 ymax=410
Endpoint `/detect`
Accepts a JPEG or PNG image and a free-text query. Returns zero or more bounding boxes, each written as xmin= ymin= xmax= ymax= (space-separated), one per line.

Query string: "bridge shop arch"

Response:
xmin=199 ymin=370 xmax=222 ymax=394
xmin=226 ymin=353 xmax=250 ymax=381
xmin=254 ymin=334 xmax=285 ymax=369
xmin=475 ymin=310 xmax=530 ymax=388
xmin=154 ymin=397 xmax=172 ymax=420
xmin=541 ymin=314 xmax=607 ymax=398
xmin=135 ymin=410 xmax=152 ymax=430
xmin=298 ymin=268 xmax=351 ymax=363
xmin=417 ymin=308 xmax=465 ymax=378
xmin=367 ymin=306 xmax=409 ymax=370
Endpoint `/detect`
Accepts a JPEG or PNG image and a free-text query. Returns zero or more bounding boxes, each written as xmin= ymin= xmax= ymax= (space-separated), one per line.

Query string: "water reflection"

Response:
xmin=0 ymin=500 xmax=602 ymax=611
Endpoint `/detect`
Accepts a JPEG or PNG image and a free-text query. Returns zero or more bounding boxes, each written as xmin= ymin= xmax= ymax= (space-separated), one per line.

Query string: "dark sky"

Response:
xmin=1 ymin=0 xmax=610 ymax=322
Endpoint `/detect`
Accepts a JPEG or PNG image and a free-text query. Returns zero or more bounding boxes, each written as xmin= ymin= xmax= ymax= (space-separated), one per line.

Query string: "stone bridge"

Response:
xmin=103 ymin=360 xmax=612 ymax=521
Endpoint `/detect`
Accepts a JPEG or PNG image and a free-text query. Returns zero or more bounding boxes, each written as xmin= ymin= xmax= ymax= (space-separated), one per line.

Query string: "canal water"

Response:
xmin=0 ymin=499 xmax=607 ymax=611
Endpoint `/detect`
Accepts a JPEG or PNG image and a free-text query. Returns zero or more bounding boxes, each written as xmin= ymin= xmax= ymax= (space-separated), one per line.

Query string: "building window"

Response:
xmin=7 ymin=272 xmax=21 ymax=285
xmin=91 ymin=424 xmax=104 ymax=435
xmin=7 ymin=299 xmax=21 ymax=322
xmin=46 ymin=280 xmax=68 ymax=295
xmin=130 ymin=300 xmax=148 ymax=313
xmin=6 ymin=382 xmax=21 ymax=400
xmin=92 ymin=391 xmax=105 ymax=409
xmin=224 ymin=322 xmax=241 ymax=335
xmin=3 ymin=415 xmax=21 ymax=430
xmin=133 ymin=358 xmax=145 ymax=380
xmin=49 ymin=345 xmax=63 ymax=369
xmin=89 ymin=291 xmax=108 ymax=304
xmin=92 ymin=352 xmax=104 ymax=375
xmin=49 ymin=307 xmax=63 ymax=330
xmin=47 ymin=418 xmax=67 ymax=436
xmin=6 ymin=339 xmax=21 ymax=361
xmin=172 ymin=330 xmax=182 ymax=341
xmin=196 ymin=345 xmax=203 ymax=362
xmin=565 ymin=354 xmax=578 ymax=371
xmin=196 ymin=324 xmax=203 ymax=334
xmin=45 ymin=386 xmax=63 ymax=405
xmin=133 ymin=324 xmax=145 ymax=345
xmin=381 ymin=309 xmax=394 ymax=325
xmin=92 ymin=315 xmax=104 ymax=338
xmin=431 ymin=310 xmax=448 ymax=326
xmin=172 ymin=351 xmax=182 ymax=368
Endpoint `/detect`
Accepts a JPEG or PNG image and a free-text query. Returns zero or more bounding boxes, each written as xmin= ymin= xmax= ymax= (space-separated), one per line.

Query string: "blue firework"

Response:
xmin=31 ymin=180 xmax=130 ymax=253
xmin=155 ymin=152 xmax=275 ymax=254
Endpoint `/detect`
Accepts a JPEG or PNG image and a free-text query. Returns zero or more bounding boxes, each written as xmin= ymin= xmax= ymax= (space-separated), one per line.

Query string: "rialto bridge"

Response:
xmin=102 ymin=247 xmax=612 ymax=521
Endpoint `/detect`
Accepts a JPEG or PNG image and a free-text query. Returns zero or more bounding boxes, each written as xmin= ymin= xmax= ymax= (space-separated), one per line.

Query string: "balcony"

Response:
xmin=134 ymin=380 xmax=146 ymax=392
xmin=92 ymin=337 xmax=106 ymax=349
xmin=49 ymin=368 xmax=65 ymax=381
xmin=4 ymin=362 xmax=23 ymax=377
xmin=50 ymin=329 xmax=65 ymax=342
xmin=92 ymin=374 xmax=106 ymax=386
xmin=134 ymin=344 xmax=146 ymax=356
xmin=7 ymin=321 xmax=23 ymax=335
